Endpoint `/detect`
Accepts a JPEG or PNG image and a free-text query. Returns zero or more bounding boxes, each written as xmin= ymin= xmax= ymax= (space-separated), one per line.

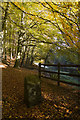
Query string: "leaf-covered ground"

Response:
xmin=2 ymin=66 xmax=80 ymax=119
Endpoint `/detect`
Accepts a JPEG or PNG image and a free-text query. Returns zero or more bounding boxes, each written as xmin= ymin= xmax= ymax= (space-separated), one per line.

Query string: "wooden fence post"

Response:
xmin=39 ymin=63 xmax=41 ymax=79
xmin=58 ymin=63 xmax=60 ymax=86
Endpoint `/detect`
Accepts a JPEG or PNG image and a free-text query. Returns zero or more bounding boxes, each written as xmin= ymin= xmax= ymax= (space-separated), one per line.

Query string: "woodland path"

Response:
xmin=2 ymin=66 xmax=80 ymax=120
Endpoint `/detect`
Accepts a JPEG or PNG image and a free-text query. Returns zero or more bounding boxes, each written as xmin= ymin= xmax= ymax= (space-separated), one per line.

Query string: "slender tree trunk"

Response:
xmin=25 ymin=47 xmax=30 ymax=66
xmin=5 ymin=48 xmax=7 ymax=60
xmin=2 ymin=2 xmax=9 ymax=30
xmin=14 ymin=12 xmax=24 ymax=67
xmin=20 ymin=46 xmax=27 ymax=67
xmin=44 ymin=53 xmax=49 ymax=64
xmin=9 ymin=48 xmax=13 ymax=66
xmin=30 ymin=46 xmax=36 ymax=65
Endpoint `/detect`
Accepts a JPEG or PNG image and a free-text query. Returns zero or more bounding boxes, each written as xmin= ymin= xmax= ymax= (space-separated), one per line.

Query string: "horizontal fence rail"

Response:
xmin=41 ymin=64 xmax=80 ymax=67
xmin=39 ymin=63 xmax=80 ymax=87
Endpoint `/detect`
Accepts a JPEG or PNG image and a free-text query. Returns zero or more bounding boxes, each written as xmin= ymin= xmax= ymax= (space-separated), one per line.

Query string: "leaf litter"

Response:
xmin=2 ymin=67 xmax=80 ymax=119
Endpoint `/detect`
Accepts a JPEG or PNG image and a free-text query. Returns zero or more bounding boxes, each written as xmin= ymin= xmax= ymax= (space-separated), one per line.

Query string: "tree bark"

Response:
xmin=2 ymin=2 xmax=9 ymax=30
xmin=20 ymin=46 xmax=27 ymax=67
xmin=25 ymin=46 xmax=30 ymax=66
xmin=30 ymin=46 xmax=36 ymax=65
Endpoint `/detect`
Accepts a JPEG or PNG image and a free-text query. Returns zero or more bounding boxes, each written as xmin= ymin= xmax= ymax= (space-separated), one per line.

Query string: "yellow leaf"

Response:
xmin=66 ymin=109 xmax=69 ymax=113
xmin=54 ymin=104 xmax=57 ymax=108
xmin=9 ymin=116 xmax=12 ymax=118
xmin=46 ymin=115 xmax=50 ymax=119
xmin=20 ymin=116 xmax=23 ymax=118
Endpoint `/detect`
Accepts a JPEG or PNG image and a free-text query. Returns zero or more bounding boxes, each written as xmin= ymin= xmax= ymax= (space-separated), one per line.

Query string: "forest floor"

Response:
xmin=2 ymin=65 xmax=80 ymax=120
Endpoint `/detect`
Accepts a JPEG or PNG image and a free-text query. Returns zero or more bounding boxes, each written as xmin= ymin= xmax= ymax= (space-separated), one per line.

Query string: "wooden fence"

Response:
xmin=39 ymin=63 xmax=80 ymax=87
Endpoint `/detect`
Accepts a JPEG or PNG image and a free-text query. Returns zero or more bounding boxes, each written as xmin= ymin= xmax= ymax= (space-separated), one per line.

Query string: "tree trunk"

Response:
xmin=44 ymin=53 xmax=49 ymax=64
xmin=30 ymin=46 xmax=36 ymax=65
xmin=20 ymin=46 xmax=27 ymax=67
xmin=2 ymin=2 xmax=9 ymax=30
xmin=25 ymin=47 xmax=30 ymax=66
xmin=5 ymin=48 xmax=7 ymax=60
xmin=9 ymin=48 xmax=13 ymax=66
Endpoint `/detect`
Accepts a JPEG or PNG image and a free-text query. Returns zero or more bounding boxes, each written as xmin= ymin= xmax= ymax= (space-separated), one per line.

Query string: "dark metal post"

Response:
xmin=58 ymin=63 xmax=60 ymax=86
